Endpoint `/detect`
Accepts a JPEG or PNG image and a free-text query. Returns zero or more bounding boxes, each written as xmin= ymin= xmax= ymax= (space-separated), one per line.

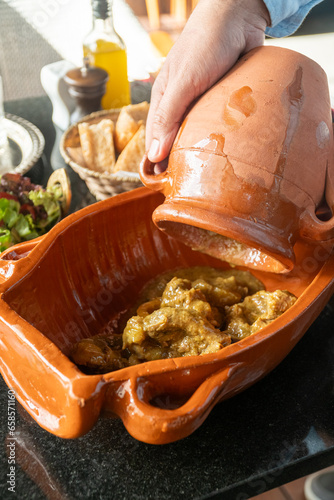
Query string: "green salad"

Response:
xmin=0 ymin=173 xmax=63 ymax=252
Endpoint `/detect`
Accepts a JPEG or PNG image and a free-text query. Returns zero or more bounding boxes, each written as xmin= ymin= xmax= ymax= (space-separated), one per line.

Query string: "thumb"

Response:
xmin=146 ymin=79 xmax=194 ymax=164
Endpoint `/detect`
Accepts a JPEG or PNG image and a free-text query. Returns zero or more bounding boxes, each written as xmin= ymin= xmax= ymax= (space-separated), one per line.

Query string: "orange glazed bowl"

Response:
xmin=0 ymin=187 xmax=333 ymax=445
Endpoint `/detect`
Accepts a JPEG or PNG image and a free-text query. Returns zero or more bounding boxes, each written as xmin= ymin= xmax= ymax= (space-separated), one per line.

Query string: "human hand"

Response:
xmin=145 ymin=0 xmax=270 ymax=172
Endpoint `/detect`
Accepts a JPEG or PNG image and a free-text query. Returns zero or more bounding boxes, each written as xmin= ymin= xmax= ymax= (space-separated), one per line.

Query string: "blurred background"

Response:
xmin=0 ymin=0 xmax=333 ymax=101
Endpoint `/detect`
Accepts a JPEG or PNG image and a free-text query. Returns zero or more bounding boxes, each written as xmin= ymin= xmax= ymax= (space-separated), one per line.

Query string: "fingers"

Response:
xmin=145 ymin=0 xmax=269 ymax=168
xmin=145 ymin=33 xmax=215 ymax=166
xmin=145 ymin=70 xmax=165 ymax=152
xmin=147 ymin=79 xmax=192 ymax=164
xmin=145 ymin=2 xmax=240 ymax=166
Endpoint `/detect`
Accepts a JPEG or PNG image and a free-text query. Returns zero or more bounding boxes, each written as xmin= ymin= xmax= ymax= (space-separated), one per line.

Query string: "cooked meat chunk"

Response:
xmin=139 ymin=266 xmax=264 ymax=305
xmin=224 ymin=290 xmax=297 ymax=340
xmin=70 ymin=267 xmax=296 ymax=374
xmin=137 ymin=298 xmax=161 ymax=317
xmin=123 ymin=307 xmax=231 ymax=362
xmin=160 ymin=277 xmax=222 ymax=326
xmin=123 ymin=277 xmax=230 ymax=361
xmin=71 ymin=335 xmax=129 ymax=373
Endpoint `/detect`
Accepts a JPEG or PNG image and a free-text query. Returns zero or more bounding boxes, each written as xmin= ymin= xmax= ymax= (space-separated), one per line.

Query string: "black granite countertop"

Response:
xmin=0 ymin=96 xmax=333 ymax=500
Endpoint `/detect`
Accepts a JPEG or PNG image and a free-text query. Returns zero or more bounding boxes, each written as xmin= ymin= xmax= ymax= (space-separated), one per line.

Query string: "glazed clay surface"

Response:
xmin=0 ymin=188 xmax=333 ymax=444
xmin=140 ymin=46 xmax=334 ymax=273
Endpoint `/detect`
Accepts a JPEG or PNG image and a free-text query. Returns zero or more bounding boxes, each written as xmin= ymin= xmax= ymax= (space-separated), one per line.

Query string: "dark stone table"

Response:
xmin=0 ymin=96 xmax=333 ymax=500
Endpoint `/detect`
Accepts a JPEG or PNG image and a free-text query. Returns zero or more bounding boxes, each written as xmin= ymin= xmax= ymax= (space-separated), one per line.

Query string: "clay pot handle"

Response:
xmin=300 ymin=166 xmax=334 ymax=244
xmin=300 ymin=120 xmax=334 ymax=243
xmin=139 ymin=153 xmax=169 ymax=192
xmin=300 ymin=210 xmax=334 ymax=243
xmin=112 ymin=364 xmax=242 ymax=444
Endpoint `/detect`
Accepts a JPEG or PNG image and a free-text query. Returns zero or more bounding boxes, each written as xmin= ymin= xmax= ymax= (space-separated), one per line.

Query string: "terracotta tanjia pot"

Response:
xmin=140 ymin=46 xmax=334 ymax=273
xmin=0 ymin=188 xmax=333 ymax=444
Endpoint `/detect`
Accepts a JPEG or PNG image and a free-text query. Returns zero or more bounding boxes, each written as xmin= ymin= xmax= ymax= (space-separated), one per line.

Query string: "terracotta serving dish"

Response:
xmin=141 ymin=46 xmax=334 ymax=274
xmin=0 ymin=187 xmax=333 ymax=444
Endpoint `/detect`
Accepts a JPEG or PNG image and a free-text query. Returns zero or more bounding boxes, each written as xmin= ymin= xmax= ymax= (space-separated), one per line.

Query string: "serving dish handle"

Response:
xmin=0 ymin=236 xmax=44 ymax=285
xmin=105 ymin=361 xmax=247 ymax=444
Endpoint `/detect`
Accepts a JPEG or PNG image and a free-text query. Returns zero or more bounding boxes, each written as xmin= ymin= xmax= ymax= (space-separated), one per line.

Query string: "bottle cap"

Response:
xmin=92 ymin=0 xmax=110 ymax=20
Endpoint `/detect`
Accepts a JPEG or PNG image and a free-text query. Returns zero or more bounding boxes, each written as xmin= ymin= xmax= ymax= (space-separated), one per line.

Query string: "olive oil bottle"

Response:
xmin=83 ymin=0 xmax=131 ymax=109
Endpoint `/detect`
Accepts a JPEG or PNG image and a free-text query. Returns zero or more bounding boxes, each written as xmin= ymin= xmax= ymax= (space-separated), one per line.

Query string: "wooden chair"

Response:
xmin=144 ymin=0 xmax=199 ymax=57
xmin=145 ymin=0 xmax=199 ymax=30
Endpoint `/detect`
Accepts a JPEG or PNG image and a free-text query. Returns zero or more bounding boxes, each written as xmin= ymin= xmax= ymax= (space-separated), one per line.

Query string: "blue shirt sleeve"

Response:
xmin=263 ymin=0 xmax=324 ymax=37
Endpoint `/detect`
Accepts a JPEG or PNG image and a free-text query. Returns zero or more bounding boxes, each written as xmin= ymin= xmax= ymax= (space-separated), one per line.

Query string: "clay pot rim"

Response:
xmin=152 ymin=200 xmax=294 ymax=273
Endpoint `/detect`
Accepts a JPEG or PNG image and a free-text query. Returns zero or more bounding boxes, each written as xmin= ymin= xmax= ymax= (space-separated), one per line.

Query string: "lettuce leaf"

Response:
xmin=3 ymin=200 xmax=20 ymax=229
xmin=28 ymin=189 xmax=61 ymax=228
xmin=0 ymin=228 xmax=12 ymax=252
xmin=0 ymin=180 xmax=63 ymax=252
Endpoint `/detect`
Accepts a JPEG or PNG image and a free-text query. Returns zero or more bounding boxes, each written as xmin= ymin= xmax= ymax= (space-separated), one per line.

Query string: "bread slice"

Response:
xmin=113 ymin=124 xmax=145 ymax=173
xmin=78 ymin=119 xmax=115 ymax=173
xmin=114 ymin=101 xmax=149 ymax=153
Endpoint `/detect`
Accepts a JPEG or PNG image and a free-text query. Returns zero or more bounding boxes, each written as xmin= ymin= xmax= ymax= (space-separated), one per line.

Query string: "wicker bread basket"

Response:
xmin=60 ymin=109 xmax=143 ymax=200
